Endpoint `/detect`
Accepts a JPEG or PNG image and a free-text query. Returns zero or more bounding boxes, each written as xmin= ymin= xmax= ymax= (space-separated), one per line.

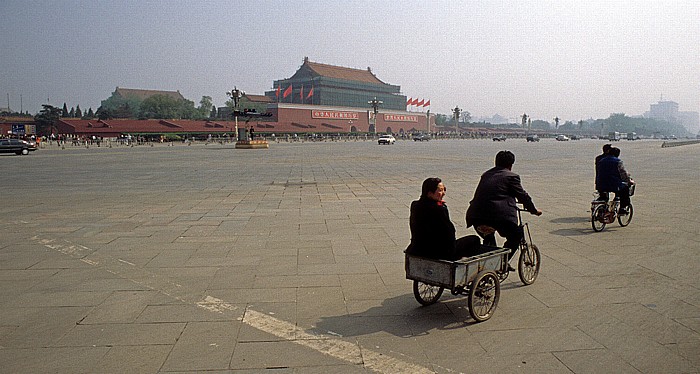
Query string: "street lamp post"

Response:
xmin=368 ymin=97 xmax=382 ymax=134
xmin=453 ymin=106 xmax=461 ymax=135
xmin=227 ymin=87 xmax=243 ymax=140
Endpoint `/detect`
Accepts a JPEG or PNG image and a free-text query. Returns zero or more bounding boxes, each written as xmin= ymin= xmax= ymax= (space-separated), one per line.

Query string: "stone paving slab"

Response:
xmin=0 ymin=139 xmax=699 ymax=373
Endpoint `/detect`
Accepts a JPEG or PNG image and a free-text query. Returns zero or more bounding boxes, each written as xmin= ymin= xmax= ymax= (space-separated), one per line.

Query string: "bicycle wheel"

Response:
xmin=591 ymin=205 xmax=607 ymax=232
xmin=617 ymin=203 xmax=634 ymax=227
xmin=468 ymin=271 xmax=500 ymax=322
xmin=413 ymin=280 xmax=444 ymax=306
xmin=518 ymin=243 xmax=541 ymax=285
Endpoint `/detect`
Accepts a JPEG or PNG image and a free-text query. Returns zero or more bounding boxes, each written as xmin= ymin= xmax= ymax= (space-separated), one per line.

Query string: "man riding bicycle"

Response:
xmin=466 ymin=151 xmax=542 ymax=269
xmin=595 ymin=147 xmax=634 ymax=215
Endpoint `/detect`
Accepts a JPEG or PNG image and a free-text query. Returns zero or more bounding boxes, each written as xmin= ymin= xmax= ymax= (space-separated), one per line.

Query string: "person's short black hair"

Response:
xmin=610 ymin=147 xmax=621 ymax=157
xmin=495 ymin=150 xmax=515 ymax=168
xmin=421 ymin=177 xmax=442 ymax=198
xmin=603 ymin=144 xmax=612 ymax=153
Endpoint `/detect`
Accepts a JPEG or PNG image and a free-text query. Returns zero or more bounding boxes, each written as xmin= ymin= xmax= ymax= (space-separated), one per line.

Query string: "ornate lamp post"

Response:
xmin=368 ymin=97 xmax=382 ymax=134
xmin=453 ymin=106 xmax=461 ymax=134
xmin=227 ymin=87 xmax=243 ymax=140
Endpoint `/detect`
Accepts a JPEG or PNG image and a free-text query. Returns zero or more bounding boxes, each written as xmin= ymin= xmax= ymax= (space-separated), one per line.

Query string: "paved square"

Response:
xmin=1 ymin=139 xmax=698 ymax=373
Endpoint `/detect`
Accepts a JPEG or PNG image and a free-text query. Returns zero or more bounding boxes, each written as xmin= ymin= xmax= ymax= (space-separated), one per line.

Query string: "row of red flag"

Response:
xmin=407 ymin=97 xmax=430 ymax=107
xmin=275 ymin=84 xmax=314 ymax=100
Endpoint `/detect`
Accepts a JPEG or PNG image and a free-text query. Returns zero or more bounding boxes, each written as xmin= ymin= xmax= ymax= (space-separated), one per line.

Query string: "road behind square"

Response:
xmin=0 ymin=139 xmax=698 ymax=373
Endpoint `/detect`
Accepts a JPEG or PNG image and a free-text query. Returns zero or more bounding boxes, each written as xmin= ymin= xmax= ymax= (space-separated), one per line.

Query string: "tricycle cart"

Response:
xmin=405 ymin=247 xmax=509 ymax=322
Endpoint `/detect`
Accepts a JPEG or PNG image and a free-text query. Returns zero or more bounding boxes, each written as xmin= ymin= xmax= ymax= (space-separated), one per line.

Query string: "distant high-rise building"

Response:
xmin=645 ymin=99 xmax=699 ymax=133
xmin=648 ymin=100 xmax=679 ymax=121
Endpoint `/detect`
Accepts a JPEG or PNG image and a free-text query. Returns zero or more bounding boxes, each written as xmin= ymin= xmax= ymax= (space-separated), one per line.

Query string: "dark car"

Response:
xmin=0 ymin=138 xmax=37 ymax=155
xmin=413 ymin=134 xmax=430 ymax=141
xmin=492 ymin=135 xmax=506 ymax=141
xmin=526 ymin=134 xmax=540 ymax=142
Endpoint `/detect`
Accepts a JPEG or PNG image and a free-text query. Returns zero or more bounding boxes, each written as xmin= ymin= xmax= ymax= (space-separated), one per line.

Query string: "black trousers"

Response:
xmin=474 ymin=220 xmax=523 ymax=260
xmin=598 ymin=188 xmax=630 ymax=209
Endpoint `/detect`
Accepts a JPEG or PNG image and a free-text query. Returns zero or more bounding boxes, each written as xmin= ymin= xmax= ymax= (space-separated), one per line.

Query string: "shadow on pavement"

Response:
xmin=549 ymin=216 xmax=591 ymax=224
xmin=309 ymin=293 xmax=499 ymax=339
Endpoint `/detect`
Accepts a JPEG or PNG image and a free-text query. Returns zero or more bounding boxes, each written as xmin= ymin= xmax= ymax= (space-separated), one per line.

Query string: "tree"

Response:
xmin=139 ymin=94 xmax=198 ymax=119
xmin=99 ymin=93 xmax=142 ymax=118
xmin=210 ymin=106 xmax=217 ymax=118
xmin=530 ymin=119 xmax=551 ymax=130
xmin=461 ymin=111 xmax=472 ymax=124
xmin=34 ymin=104 xmax=62 ymax=135
xmin=75 ymin=105 xmax=82 ymax=118
xmin=434 ymin=113 xmax=449 ymax=126
xmin=62 ymin=103 xmax=69 ymax=117
xmin=85 ymin=107 xmax=95 ymax=118
xmin=69 ymin=107 xmax=75 ymax=118
xmin=198 ymin=96 xmax=213 ymax=117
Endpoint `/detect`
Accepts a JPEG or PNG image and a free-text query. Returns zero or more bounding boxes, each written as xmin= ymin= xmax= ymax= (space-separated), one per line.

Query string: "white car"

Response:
xmin=555 ymin=135 xmax=570 ymax=141
xmin=378 ymin=134 xmax=396 ymax=145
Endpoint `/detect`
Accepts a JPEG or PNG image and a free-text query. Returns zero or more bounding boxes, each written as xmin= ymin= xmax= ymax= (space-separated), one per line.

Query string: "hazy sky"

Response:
xmin=2 ymin=0 xmax=698 ymax=123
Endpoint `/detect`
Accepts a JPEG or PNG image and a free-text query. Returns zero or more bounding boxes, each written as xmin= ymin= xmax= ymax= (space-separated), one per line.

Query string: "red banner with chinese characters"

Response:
xmin=312 ymin=110 xmax=359 ymax=120
xmin=384 ymin=114 xmax=418 ymax=122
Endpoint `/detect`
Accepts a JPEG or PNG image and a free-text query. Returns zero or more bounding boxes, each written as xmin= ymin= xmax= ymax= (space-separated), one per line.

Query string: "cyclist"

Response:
xmin=594 ymin=143 xmax=612 ymax=201
xmin=466 ymin=151 xmax=542 ymax=268
xmin=596 ymin=147 xmax=634 ymax=215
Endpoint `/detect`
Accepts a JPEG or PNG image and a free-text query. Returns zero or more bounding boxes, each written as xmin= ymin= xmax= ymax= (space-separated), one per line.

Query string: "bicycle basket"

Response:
xmin=629 ymin=184 xmax=636 ymax=196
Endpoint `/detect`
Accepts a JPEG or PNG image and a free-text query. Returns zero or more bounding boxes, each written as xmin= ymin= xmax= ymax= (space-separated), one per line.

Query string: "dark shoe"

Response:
xmin=618 ymin=207 xmax=629 ymax=216
xmin=507 ymin=264 xmax=516 ymax=272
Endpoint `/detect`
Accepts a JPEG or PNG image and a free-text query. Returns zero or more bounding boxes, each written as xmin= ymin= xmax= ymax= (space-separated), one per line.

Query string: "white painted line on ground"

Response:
xmin=31 ymin=235 xmax=438 ymax=374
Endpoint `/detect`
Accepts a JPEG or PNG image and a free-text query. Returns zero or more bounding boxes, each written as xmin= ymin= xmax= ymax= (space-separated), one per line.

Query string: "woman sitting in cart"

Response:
xmin=405 ymin=177 xmax=482 ymax=261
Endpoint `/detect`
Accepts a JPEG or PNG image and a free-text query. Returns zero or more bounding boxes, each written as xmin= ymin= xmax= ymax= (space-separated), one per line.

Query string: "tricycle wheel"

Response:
xmin=468 ymin=271 xmax=500 ymax=322
xmin=518 ymin=243 xmax=540 ymax=285
xmin=413 ymin=281 xmax=443 ymax=306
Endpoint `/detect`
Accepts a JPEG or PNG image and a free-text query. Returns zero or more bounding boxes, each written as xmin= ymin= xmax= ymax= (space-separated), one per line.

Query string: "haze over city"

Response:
xmin=1 ymin=0 xmax=698 ymax=125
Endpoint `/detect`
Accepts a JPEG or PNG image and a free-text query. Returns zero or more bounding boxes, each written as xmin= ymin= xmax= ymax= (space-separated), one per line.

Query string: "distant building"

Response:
xmin=264 ymin=57 xmax=407 ymax=110
xmin=111 ymin=87 xmax=186 ymax=101
xmin=254 ymin=58 xmax=432 ymax=133
xmin=647 ymin=100 xmax=679 ymax=121
xmin=678 ymin=111 xmax=700 ymax=133
xmin=645 ymin=99 xmax=699 ymax=133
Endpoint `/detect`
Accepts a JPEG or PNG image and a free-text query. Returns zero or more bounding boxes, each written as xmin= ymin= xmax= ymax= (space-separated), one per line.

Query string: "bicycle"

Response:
xmin=476 ymin=207 xmax=541 ymax=285
xmin=591 ymin=184 xmax=635 ymax=232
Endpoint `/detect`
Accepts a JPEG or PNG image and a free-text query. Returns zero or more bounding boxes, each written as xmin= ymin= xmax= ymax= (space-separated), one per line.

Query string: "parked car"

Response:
xmin=492 ymin=135 xmax=506 ymax=141
xmin=412 ymin=134 xmax=430 ymax=141
xmin=526 ymin=134 xmax=540 ymax=142
xmin=0 ymin=138 xmax=37 ymax=155
xmin=555 ymin=135 xmax=570 ymax=141
xmin=377 ymin=134 xmax=396 ymax=145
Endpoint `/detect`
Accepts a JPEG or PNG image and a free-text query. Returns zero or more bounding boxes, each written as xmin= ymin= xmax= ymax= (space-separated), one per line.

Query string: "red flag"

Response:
xmin=283 ymin=84 xmax=292 ymax=98
xmin=417 ymin=99 xmax=425 ymax=107
xmin=275 ymin=85 xmax=281 ymax=98
xmin=407 ymin=97 xmax=412 ymax=106
xmin=306 ymin=86 xmax=314 ymax=99
xmin=423 ymin=99 xmax=430 ymax=107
